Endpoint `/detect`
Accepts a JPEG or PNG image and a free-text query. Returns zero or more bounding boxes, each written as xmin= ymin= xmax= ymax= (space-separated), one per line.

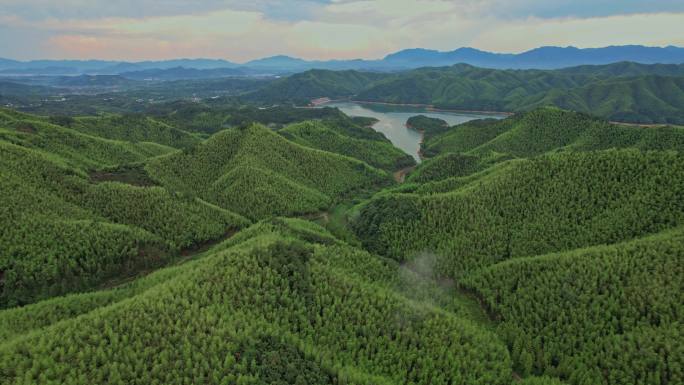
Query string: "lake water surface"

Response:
xmin=323 ymin=102 xmax=507 ymax=162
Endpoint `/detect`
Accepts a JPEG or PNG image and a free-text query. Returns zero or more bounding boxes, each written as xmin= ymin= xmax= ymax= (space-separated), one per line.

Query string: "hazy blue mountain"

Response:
xmin=382 ymin=47 xmax=511 ymax=68
xmin=1 ymin=45 xmax=683 ymax=75
xmin=512 ymin=45 xmax=684 ymax=68
xmin=245 ymin=55 xmax=311 ymax=69
xmin=0 ymin=66 xmax=84 ymax=75
xmin=0 ymin=58 xmax=20 ymax=67
xmin=283 ymin=45 xmax=684 ymax=71
xmin=382 ymin=45 xmax=684 ymax=69
xmin=0 ymin=59 xmax=239 ymax=75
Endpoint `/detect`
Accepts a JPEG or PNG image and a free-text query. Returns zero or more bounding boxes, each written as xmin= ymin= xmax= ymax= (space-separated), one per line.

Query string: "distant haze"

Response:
xmin=1 ymin=0 xmax=684 ymax=61
xmin=1 ymin=46 xmax=683 ymax=76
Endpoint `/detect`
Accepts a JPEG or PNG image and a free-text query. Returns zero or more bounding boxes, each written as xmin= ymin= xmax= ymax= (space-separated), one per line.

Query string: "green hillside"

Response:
xmin=0 ymin=108 xmax=251 ymax=307
xmin=355 ymin=64 xmax=585 ymax=110
xmin=406 ymin=115 xmax=449 ymax=137
xmin=149 ymin=102 xmax=347 ymax=134
xmin=361 ymin=69 xmax=684 ymax=124
xmin=534 ymin=76 xmax=684 ymax=124
xmin=1 ymin=75 xmax=683 ymax=385
xmin=352 ymin=149 xmax=684 ymax=385
xmin=280 ymin=120 xmax=415 ymax=170
xmin=248 ymin=63 xmax=684 ymax=124
xmin=463 ymin=228 xmax=684 ymax=383
xmin=0 ymin=219 xmax=513 ymax=385
xmin=0 ymin=108 xmax=175 ymax=169
xmin=557 ymin=61 xmax=684 ymax=77
xmin=146 ymin=123 xmax=393 ymax=220
xmin=406 ymin=153 xmax=486 ymax=183
xmin=354 ymin=150 xmax=684 ymax=272
xmin=422 ymin=108 xmax=684 ymax=160
xmin=0 ymin=140 xmax=248 ymax=307
xmin=70 ymin=114 xmax=200 ymax=149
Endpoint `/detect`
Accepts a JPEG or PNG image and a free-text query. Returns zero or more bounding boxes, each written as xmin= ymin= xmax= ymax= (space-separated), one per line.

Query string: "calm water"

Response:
xmin=323 ymin=102 xmax=507 ymax=162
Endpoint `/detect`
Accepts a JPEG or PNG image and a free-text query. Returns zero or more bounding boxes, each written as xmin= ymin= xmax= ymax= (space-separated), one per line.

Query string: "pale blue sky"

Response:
xmin=1 ymin=0 xmax=682 ymax=61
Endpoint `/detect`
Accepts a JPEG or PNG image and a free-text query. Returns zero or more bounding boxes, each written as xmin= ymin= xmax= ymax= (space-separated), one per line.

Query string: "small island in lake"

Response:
xmin=406 ymin=115 xmax=449 ymax=136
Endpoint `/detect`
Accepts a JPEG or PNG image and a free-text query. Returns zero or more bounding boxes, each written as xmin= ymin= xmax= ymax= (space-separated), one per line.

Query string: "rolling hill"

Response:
xmin=0 ymin=99 xmax=682 ymax=385
xmin=421 ymin=107 xmax=684 ymax=160
xmin=70 ymin=114 xmax=201 ymax=149
xmin=0 ymin=108 xmax=176 ymax=169
xmin=0 ymin=218 xmax=515 ymax=385
xmin=527 ymin=75 xmax=684 ymax=124
xmin=462 ymin=227 xmax=684 ymax=382
xmin=348 ymin=108 xmax=684 ymax=384
xmin=145 ymin=123 xmax=393 ymax=220
xmin=0 ymin=106 xmax=408 ymax=307
xmin=249 ymin=63 xmax=684 ymax=124
xmin=279 ymin=120 xmax=415 ymax=171
xmin=0 ymin=134 xmax=248 ymax=307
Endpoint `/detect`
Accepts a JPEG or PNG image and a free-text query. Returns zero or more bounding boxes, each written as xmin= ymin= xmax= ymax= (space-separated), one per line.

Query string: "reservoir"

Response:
xmin=323 ymin=102 xmax=507 ymax=162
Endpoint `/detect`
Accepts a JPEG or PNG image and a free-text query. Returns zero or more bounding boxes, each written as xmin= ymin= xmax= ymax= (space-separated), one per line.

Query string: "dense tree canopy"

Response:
xmin=280 ymin=120 xmax=415 ymax=171
xmin=146 ymin=123 xmax=392 ymax=219
xmin=1 ymin=101 xmax=682 ymax=385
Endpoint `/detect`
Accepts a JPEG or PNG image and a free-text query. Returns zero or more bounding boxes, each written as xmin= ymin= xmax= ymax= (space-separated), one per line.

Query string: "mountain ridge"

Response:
xmin=2 ymin=45 xmax=683 ymax=75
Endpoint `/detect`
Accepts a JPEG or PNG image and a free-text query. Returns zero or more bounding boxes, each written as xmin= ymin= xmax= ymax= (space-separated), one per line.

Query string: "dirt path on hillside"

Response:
xmin=393 ymin=166 xmax=416 ymax=183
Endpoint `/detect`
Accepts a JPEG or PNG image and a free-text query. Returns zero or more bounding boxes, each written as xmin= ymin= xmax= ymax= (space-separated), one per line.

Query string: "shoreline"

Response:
xmin=347 ymin=99 xmax=514 ymax=116
xmin=404 ymin=122 xmax=427 ymax=161
xmin=312 ymin=98 xmax=678 ymax=127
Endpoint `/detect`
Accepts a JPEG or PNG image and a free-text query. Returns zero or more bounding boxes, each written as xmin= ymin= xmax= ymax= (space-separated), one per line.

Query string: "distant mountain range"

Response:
xmin=381 ymin=45 xmax=684 ymax=69
xmin=1 ymin=45 xmax=684 ymax=76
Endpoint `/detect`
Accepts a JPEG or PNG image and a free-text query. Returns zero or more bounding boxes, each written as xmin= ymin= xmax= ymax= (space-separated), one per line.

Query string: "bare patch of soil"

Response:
xmin=90 ymin=164 xmax=158 ymax=187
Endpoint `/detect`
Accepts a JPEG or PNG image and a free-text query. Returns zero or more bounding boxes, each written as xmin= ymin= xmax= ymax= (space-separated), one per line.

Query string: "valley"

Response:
xmin=1 ymin=98 xmax=681 ymax=385
xmin=320 ymin=101 xmax=507 ymax=161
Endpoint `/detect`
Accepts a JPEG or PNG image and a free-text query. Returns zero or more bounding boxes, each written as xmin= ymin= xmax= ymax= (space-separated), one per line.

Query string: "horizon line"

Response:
xmin=1 ymin=44 xmax=683 ymax=64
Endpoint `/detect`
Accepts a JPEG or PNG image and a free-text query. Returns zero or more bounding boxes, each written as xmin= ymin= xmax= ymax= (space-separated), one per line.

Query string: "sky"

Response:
xmin=1 ymin=0 xmax=683 ymax=62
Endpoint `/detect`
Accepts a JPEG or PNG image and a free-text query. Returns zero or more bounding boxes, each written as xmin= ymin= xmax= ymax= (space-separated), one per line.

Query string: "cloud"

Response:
xmin=0 ymin=0 xmax=333 ymax=21
xmin=487 ymin=0 xmax=684 ymax=19
xmin=0 ymin=0 xmax=682 ymax=60
xmin=471 ymin=12 xmax=684 ymax=52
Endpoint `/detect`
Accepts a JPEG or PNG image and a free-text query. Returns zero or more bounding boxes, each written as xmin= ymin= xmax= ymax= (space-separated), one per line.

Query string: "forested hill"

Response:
xmin=0 ymin=218 xmax=517 ymax=385
xmin=556 ymin=61 xmax=684 ymax=76
xmin=248 ymin=62 xmax=684 ymax=124
xmin=145 ymin=123 xmax=393 ymax=220
xmin=0 ymin=103 xmax=519 ymax=385
xmin=0 ymin=108 xmax=249 ymax=307
xmin=0 ymin=100 xmax=683 ymax=385
xmin=348 ymin=108 xmax=684 ymax=384
xmin=0 ymin=107 xmax=396 ymax=306
xmin=421 ymin=107 xmax=684 ymax=158
xmin=279 ymin=120 xmax=415 ymax=170
xmin=353 ymin=149 xmax=684 ymax=385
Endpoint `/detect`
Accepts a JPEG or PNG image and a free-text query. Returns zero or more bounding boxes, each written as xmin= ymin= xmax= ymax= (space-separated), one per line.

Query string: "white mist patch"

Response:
xmin=397 ymin=252 xmax=455 ymax=307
